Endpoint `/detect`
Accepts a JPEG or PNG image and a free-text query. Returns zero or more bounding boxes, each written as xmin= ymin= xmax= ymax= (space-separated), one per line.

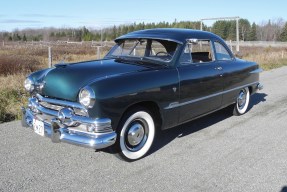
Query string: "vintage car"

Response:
xmin=22 ymin=28 xmax=263 ymax=161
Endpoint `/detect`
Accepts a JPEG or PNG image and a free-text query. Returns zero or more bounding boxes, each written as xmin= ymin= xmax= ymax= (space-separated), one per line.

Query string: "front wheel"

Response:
xmin=233 ymin=87 xmax=250 ymax=116
xmin=114 ymin=108 xmax=155 ymax=161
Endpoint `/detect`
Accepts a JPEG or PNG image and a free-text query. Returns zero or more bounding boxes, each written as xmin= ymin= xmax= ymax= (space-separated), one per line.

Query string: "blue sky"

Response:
xmin=0 ymin=0 xmax=286 ymax=31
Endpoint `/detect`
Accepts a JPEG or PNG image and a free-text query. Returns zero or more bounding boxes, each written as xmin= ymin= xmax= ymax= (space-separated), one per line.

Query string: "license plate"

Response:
xmin=33 ymin=119 xmax=45 ymax=137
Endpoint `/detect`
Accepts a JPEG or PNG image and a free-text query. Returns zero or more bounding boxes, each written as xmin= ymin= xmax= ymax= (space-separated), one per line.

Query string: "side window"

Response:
xmin=149 ymin=40 xmax=177 ymax=61
xmin=150 ymin=40 xmax=167 ymax=56
xmin=179 ymin=40 xmax=214 ymax=65
xmin=214 ymin=42 xmax=232 ymax=61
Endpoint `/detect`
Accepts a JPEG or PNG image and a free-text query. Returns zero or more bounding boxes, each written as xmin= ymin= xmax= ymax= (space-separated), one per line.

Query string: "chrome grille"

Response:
xmin=39 ymin=101 xmax=87 ymax=117
xmin=39 ymin=101 xmax=64 ymax=111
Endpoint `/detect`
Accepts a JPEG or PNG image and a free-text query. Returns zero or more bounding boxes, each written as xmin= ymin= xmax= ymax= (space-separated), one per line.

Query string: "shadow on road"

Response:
xmin=248 ymin=92 xmax=268 ymax=111
xmin=103 ymin=93 xmax=268 ymax=159
xmin=281 ymin=186 xmax=287 ymax=192
xmin=149 ymin=92 xmax=268 ymax=157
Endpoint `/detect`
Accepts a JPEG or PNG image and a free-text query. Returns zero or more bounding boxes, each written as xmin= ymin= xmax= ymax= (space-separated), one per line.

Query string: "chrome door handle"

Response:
xmin=215 ymin=67 xmax=223 ymax=70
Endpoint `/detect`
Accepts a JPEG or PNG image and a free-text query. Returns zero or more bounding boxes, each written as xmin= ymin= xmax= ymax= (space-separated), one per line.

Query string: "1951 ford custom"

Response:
xmin=22 ymin=28 xmax=263 ymax=161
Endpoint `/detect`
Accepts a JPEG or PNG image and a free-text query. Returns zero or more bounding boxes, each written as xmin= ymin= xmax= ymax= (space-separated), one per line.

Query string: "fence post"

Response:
xmin=48 ymin=46 xmax=52 ymax=68
xmin=2 ymin=41 xmax=4 ymax=47
xmin=97 ymin=46 xmax=101 ymax=59
xmin=236 ymin=18 xmax=239 ymax=52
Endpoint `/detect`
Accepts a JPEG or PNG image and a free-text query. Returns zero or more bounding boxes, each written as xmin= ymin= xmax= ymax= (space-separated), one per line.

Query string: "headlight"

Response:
xmin=24 ymin=77 xmax=34 ymax=92
xmin=79 ymin=86 xmax=95 ymax=108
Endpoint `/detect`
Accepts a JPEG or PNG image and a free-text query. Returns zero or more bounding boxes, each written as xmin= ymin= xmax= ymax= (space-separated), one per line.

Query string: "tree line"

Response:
xmin=1 ymin=18 xmax=287 ymax=42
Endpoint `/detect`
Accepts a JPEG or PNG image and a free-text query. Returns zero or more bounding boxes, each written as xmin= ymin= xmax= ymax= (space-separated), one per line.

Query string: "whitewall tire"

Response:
xmin=233 ymin=87 xmax=250 ymax=116
xmin=115 ymin=108 xmax=155 ymax=161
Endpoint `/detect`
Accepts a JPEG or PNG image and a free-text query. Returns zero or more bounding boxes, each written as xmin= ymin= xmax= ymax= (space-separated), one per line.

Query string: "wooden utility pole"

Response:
xmin=97 ymin=46 xmax=100 ymax=59
xmin=200 ymin=16 xmax=240 ymax=52
xmin=48 ymin=47 xmax=52 ymax=67
xmin=236 ymin=18 xmax=239 ymax=52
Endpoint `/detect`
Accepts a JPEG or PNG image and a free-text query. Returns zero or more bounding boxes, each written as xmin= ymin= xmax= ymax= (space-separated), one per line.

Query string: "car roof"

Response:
xmin=115 ymin=28 xmax=222 ymax=44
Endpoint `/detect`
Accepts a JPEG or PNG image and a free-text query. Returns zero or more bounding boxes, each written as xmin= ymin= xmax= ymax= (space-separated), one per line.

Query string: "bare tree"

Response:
xmin=256 ymin=18 xmax=285 ymax=41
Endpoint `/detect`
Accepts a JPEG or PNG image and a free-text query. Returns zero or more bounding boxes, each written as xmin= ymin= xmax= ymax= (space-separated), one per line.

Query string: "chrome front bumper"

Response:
xmin=21 ymin=95 xmax=116 ymax=150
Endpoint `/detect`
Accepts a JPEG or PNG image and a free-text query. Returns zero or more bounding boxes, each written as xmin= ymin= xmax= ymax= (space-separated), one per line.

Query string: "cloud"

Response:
xmin=76 ymin=18 xmax=153 ymax=26
xmin=20 ymin=14 xmax=72 ymax=18
xmin=0 ymin=19 xmax=42 ymax=24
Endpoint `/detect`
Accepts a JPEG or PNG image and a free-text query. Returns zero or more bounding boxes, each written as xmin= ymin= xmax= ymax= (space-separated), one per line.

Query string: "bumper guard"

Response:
xmin=21 ymin=96 xmax=116 ymax=150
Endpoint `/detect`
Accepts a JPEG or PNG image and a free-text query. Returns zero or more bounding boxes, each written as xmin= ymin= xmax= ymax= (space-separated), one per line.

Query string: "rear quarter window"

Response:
xmin=214 ymin=42 xmax=232 ymax=61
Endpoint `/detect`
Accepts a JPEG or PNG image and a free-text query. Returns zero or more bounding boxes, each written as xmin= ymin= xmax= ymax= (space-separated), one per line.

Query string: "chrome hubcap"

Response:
xmin=125 ymin=119 xmax=149 ymax=152
xmin=238 ymin=90 xmax=247 ymax=109
xmin=127 ymin=123 xmax=145 ymax=146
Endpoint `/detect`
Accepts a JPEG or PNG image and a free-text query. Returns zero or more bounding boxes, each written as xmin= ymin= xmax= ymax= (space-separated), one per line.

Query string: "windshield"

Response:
xmin=105 ymin=39 xmax=179 ymax=64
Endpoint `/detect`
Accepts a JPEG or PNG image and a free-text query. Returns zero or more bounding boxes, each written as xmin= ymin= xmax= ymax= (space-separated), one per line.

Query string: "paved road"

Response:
xmin=1 ymin=67 xmax=287 ymax=192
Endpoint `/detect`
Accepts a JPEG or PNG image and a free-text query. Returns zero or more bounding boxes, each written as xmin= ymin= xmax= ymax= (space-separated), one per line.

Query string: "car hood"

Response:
xmin=42 ymin=59 xmax=150 ymax=101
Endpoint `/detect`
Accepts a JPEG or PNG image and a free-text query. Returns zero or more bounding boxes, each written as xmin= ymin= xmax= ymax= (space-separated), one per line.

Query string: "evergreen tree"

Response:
xmin=279 ymin=22 xmax=287 ymax=41
xmin=227 ymin=21 xmax=236 ymax=40
xmin=239 ymin=19 xmax=251 ymax=41
xmin=0 ymin=18 xmax=261 ymax=42
xmin=22 ymin=34 xmax=27 ymax=41
xmin=212 ymin=21 xmax=229 ymax=39
xmin=111 ymin=25 xmax=117 ymax=39
xmin=248 ymin=22 xmax=257 ymax=41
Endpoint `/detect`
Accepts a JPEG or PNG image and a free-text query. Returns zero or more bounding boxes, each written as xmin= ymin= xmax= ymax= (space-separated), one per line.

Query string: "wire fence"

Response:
xmin=2 ymin=40 xmax=287 ymax=70
xmin=0 ymin=41 xmax=114 ymax=69
xmin=227 ymin=41 xmax=287 ymax=52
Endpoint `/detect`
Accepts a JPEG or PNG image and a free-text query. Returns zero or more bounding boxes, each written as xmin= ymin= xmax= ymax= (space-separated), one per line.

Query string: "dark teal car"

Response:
xmin=22 ymin=28 xmax=263 ymax=161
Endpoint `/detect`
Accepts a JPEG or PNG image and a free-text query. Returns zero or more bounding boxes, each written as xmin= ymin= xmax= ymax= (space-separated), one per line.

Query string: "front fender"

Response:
xmin=88 ymin=68 xmax=179 ymax=130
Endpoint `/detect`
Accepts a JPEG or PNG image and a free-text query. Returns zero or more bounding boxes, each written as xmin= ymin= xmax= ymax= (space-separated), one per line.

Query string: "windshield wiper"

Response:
xmin=113 ymin=55 xmax=168 ymax=68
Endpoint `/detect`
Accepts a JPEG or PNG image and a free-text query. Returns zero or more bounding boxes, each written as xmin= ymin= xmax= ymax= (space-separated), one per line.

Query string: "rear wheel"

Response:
xmin=113 ymin=107 xmax=155 ymax=161
xmin=233 ymin=87 xmax=250 ymax=116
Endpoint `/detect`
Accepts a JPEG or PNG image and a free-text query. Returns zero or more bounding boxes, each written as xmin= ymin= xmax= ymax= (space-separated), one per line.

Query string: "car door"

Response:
xmin=177 ymin=39 xmax=223 ymax=123
xmin=212 ymin=41 xmax=246 ymax=106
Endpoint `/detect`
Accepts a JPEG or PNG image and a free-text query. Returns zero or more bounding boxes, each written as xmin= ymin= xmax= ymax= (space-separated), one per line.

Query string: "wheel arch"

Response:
xmin=118 ymin=101 xmax=163 ymax=131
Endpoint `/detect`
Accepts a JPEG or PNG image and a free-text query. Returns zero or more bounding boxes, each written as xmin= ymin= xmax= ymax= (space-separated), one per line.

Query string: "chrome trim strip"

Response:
xmin=36 ymin=94 xmax=85 ymax=110
xmin=250 ymin=68 xmax=263 ymax=74
xmin=165 ymin=82 xmax=258 ymax=109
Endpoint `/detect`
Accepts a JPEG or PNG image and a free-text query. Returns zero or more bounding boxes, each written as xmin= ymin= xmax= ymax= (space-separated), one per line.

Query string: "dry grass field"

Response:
xmin=240 ymin=46 xmax=287 ymax=70
xmin=0 ymin=42 xmax=109 ymax=122
xmin=0 ymin=42 xmax=287 ymax=123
